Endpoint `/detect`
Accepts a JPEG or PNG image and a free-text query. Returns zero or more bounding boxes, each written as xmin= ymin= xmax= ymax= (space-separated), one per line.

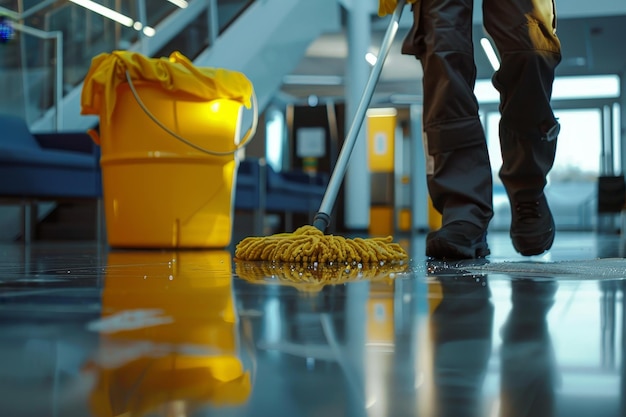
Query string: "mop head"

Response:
xmin=234 ymin=225 xmax=409 ymax=264
xmin=235 ymin=259 xmax=408 ymax=293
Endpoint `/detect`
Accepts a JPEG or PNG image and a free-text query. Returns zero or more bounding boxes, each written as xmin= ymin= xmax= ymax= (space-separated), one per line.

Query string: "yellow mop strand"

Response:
xmin=234 ymin=225 xmax=409 ymax=264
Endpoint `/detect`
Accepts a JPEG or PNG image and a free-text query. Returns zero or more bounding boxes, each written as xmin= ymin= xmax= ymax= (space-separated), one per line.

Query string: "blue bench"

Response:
xmin=0 ymin=114 xmax=328 ymax=241
xmin=0 ymin=113 xmax=102 ymax=241
xmin=234 ymin=158 xmax=328 ymax=233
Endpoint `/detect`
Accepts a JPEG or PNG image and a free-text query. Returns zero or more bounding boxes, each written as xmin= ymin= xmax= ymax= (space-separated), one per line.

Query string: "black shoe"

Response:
xmin=426 ymin=221 xmax=490 ymax=260
xmin=510 ymin=195 xmax=555 ymax=256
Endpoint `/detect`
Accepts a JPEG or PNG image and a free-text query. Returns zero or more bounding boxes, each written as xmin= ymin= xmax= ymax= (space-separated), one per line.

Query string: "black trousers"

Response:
xmin=402 ymin=0 xmax=561 ymax=229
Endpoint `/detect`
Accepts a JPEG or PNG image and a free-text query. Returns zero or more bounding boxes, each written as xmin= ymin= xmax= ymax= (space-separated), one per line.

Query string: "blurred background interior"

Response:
xmin=1 ymin=3 xmax=626 ymax=417
xmin=0 ymin=0 xmax=625 ymax=243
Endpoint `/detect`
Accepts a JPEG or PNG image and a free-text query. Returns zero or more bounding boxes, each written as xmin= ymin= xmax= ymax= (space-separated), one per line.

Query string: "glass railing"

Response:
xmin=0 ymin=0 xmax=254 ymax=128
xmin=153 ymin=0 xmax=253 ymax=60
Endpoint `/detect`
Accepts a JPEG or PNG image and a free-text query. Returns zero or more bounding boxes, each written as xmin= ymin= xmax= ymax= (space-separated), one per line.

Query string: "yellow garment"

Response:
xmin=378 ymin=0 xmax=417 ymax=17
xmin=81 ymin=50 xmax=253 ymax=124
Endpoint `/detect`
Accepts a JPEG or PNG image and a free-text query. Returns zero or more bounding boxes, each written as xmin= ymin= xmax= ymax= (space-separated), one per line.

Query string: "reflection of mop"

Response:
xmin=429 ymin=258 xmax=626 ymax=280
xmin=235 ymin=260 xmax=407 ymax=293
xmin=235 ymin=1 xmax=409 ymax=264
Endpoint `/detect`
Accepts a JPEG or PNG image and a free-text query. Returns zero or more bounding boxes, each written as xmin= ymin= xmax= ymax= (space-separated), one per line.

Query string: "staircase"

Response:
xmin=0 ymin=0 xmax=341 ymax=241
xmin=30 ymin=0 xmax=341 ymax=132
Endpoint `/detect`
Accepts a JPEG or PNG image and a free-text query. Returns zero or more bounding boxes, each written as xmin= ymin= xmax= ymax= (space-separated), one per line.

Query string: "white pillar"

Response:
xmin=343 ymin=2 xmax=372 ymax=230
xmin=410 ymin=104 xmax=428 ymax=231
xmin=616 ymin=72 xmax=626 ymax=175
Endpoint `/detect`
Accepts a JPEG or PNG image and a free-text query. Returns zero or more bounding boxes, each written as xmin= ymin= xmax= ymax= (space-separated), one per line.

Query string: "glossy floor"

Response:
xmin=0 ymin=230 xmax=625 ymax=417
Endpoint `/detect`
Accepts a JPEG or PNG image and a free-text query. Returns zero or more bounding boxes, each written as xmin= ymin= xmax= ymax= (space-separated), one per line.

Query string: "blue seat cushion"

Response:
xmin=0 ymin=114 xmax=41 ymax=149
xmin=0 ymin=145 xmax=96 ymax=170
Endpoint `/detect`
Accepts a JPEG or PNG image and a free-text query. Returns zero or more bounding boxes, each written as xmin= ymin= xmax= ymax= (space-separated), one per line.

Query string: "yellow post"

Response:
xmin=367 ymin=108 xmax=397 ymax=236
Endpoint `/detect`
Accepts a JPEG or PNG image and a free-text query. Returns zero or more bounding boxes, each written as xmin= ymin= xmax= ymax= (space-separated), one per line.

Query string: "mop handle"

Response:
xmin=313 ymin=0 xmax=406 ymax=232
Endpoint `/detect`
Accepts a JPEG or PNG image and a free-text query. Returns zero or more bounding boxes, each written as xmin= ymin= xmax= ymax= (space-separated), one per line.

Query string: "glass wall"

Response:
xmin=482 ymin=75 xmax=621 ymax=231
xmin=0 ymin=0 xmax=255 ymax=126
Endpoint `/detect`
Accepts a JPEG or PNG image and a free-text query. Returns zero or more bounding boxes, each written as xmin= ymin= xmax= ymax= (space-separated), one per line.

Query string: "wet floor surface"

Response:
xmin=0 ymin=231 xmax=625 ymax=417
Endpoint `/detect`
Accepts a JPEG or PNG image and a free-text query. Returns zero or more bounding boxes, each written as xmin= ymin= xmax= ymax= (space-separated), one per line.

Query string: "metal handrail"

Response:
xmin=10 ymin=22 xmax=63 ymax=129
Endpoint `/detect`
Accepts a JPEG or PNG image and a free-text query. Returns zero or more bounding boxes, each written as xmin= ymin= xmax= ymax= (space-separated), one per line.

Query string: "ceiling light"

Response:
xmin=69 ymin=0 xmax=134 ymax=27
xmin=365 ymin=52 xmax=377 ymax=66
xmin=282 ymin=75 xmax=343 ymax=85
xmin=474 ymin=74 xmax=620 ymax=103
xmin=166 ymin=0 xmax=189 ymax=8
xmin=142 ymin=26 xmax=156 ymax=37
xmin=480 ymin=37 xmax=500 ymax=71
xmin=564 ymin=56 xmax=587 ymax=67
xmin=389 ymin=94 xmax=423 ymax=104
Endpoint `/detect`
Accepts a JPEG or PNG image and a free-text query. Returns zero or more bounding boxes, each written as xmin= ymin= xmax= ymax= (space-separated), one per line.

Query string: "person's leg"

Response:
xmin=483 ymin=0 xmax=561 ymax=255
xmin=402 ymin=0 xmax=494 ymax=259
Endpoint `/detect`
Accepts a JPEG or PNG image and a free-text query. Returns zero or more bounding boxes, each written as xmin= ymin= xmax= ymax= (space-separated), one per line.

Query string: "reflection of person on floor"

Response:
xmin=430 ymin=274 xmax=494 ymax=417
xmin=430 ymin=275 xmax=558 ymax=417
xmin=499 ymin=279 xmax=558 ymax=417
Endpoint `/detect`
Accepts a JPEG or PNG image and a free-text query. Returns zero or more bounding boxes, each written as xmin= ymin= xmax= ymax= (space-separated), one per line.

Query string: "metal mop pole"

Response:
xmin=312 ymin=0 xmax=406 ymax=232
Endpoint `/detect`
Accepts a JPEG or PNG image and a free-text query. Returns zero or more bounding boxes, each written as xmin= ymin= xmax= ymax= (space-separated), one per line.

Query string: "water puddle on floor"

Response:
xmin=427 ymin=258 xmax=626 ymax=280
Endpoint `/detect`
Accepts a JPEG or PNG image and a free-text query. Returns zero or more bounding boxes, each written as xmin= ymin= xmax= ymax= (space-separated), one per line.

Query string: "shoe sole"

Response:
xmin=426 ymin=237 xmax=491 ymax=260
xmin=511 ymin=229 xmax=555 ymax=256
xmin=511 ymin=197 xmax=555 ymax=256
xmin=511 ymin=215 xmax=555 ymax=256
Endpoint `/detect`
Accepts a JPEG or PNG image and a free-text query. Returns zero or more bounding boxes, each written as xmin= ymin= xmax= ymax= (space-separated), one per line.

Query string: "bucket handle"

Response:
xmin=124 ymin=70 xmax=258 ymax=156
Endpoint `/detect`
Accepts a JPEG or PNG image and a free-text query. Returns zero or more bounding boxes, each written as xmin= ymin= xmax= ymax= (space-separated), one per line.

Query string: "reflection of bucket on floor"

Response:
xmin=87 ymin=250 xmax=252 ymax=416
xmin=95 ymin=81 xmax=250 ymax=248
xmin=101 ymin=250 xmax=238 ymax=349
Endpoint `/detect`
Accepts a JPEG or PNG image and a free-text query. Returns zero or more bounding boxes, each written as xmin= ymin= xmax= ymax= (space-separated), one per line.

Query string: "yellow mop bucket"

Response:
xmin=81 ymin=51 xmax=256 ymax=248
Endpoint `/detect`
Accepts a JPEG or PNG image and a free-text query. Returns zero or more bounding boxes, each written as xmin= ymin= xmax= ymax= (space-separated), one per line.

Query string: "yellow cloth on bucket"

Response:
xmin=80 ymin=50 xmax=253 ymax=123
